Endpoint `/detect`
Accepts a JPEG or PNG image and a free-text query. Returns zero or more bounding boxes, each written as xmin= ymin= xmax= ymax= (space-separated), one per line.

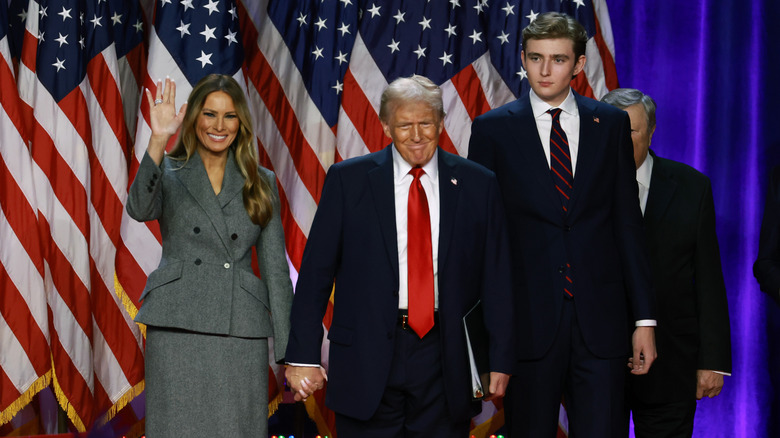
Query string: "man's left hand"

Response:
xmin=629 ymin=326 xmax=657 ymax=375
xmin=484 ymin=372 xmax=511 ymax=401
xmin=696 ymin=370 xmax=724 ymax=399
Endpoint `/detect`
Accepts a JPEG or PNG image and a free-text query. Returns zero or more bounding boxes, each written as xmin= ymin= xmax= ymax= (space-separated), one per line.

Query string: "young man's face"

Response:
xmin=521 ymin=38 xmax=586 ymax=107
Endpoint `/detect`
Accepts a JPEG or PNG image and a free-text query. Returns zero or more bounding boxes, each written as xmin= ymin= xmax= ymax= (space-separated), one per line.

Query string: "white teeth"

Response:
xmin=208 ymin=134 xmax=227 ymax=140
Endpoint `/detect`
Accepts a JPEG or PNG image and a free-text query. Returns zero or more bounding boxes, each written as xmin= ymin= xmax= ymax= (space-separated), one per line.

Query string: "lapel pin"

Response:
xmin=451 ymin=178 xmax=458 ymax=186
xmin=593 ymin=116 xmax=600 ymax=124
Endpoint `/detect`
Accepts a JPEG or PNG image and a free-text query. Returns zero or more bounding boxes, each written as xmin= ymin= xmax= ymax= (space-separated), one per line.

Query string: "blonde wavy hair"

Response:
xmin=169 ymin=74 xmax=274 ymax=226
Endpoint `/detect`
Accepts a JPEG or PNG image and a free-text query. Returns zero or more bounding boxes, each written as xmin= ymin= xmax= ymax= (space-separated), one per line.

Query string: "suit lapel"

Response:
xmin=644 ymin=152 xmax=676 ymax=226
xmin=218 ymin=149 xmax=244 ymax=209
xmin=368 ymin=147 xmax=400 ymax=285
xmin=175 ymin=150 xmax=231 ymax=253
xmin=569 ymin=93 xmax=599 ymax=217
xmin=437 ymin=150 xmax=459 ymax=271
xmin=505 ymin=97 xmax=561 ymax=215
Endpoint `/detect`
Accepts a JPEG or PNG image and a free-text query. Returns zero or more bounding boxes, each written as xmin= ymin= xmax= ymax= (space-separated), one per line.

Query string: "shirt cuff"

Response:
xmin=635 ymin=319 xmax=657 ymax=327
xmin=712 ymin=370 xmax=732 ymax=376
xmin=285 ymin=362 xmax=321 ymax=367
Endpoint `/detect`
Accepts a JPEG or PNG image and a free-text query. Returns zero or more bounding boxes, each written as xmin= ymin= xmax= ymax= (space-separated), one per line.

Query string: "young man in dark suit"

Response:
xmin=285 ymin=75 xmax=515 ymax=437
xmin=603 ymin=88 xmax=731 ymax=438
xmin=468 ymin=12 xmax=657 ymax=437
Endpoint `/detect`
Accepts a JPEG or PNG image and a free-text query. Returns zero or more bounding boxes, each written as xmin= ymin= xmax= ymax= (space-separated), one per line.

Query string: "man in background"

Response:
xmin=603 ymin=88 xmax=732 ymax=437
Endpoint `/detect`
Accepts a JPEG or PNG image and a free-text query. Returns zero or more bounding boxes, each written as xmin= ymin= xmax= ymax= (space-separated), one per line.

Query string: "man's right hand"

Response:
xmin=285 ymin=365 xmax=328 ymax=402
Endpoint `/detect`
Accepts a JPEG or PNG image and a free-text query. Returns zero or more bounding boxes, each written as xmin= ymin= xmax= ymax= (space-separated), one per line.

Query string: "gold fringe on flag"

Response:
xmin=304 ymin=396 xmax=334 ymax=437
xmin=114 ymin=272 xmax=146 ymax=338
xmin=98 ymin=379 xmax=145 ymax=426
xmin=469 ymin=408 xmax=505 ymax=438
xmin=0 ymin=371 xmax=51 ymax=425
xmin=50 ymin=363 xmax=86 ymax=432
xmin=267 ymin=391 xmax=283 ymax=418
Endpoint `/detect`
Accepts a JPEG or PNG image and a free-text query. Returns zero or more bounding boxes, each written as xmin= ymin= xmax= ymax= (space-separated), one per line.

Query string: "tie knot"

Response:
xmin=409 ymin=167 xmax=425 ymax=180
xmin=548 ymin=108 xmax=562 ymax=121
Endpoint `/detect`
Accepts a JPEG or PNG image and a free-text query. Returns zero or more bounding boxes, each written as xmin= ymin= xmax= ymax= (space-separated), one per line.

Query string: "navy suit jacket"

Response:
xmin=630 ymin=151 xmax=731 ymax=404
xmin=285 ymin=146 xmax=515 ymax=421
xmin=468 ymin=92 xmax=655 ymax=361
xmin=755 ymin=165 xmax=780 ymax=306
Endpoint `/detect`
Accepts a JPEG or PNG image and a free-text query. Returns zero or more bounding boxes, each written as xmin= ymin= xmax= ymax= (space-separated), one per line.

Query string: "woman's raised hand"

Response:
xmin=146 ymin=77 xmax=188 ymax=139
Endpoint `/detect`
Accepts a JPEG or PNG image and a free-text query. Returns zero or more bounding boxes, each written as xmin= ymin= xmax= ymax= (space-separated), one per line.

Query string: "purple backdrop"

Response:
xmin=608 ymin=0 xmax=780 ymax=436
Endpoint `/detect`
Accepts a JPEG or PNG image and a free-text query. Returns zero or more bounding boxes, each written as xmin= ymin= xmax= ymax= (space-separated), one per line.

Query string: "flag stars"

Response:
xmin=55 ymin=33 xmax=68 ymax=47
xmin=200 ymin=24 xmax=216 ymax=42
xmin=160 ymin=0 xmax=172 ymax=6
xmin=90 ymin=14 xmax=102 ymax=28
xmin=419 ymin=16 xmax=431 ymax=31
xmin=450 ymin=0 xmax=460 ymax=9
xmin=315 ymin=17 xmax=327 ymax=30
xmin=37 ymin=31 xmax=45 ymax=43
xmin=393 ymin=9 xmax=405 ymax=24
xmin=526 ymin=10 xmax=539 ymax=23
xmin=502 ymin=2 xmax=515 ymax=16
xmin=176 ymin=20 xmax=191 ymax=37
xmin=111 ymin=12 xmax=122 ymax=25
xmin=79 ymin=36 xmax=85 ymax=49
xmin=52 ymin=57 xmax=66 ymax=71
xmin=516 ymin=67 xmax=527 ymax=80
xmin=444 ymin=23 xmax=457 ymax=37
xmin=297 ymin=12 xmax=308 ymax=27
xmin=469 ymin=29 xmax=482 ymax=44
xmin=388 ymin=38 xmax=400 ymax=53
xmin=203 ymin=0 xmax=220 ymax=15
xmin=58 ymin=6 xmax=72 ymax=21
xmin=133 ymin=19 xmax=143 ymax=33
xmin=340 ymin=0 xmax=352 ymax=6
xmin=312 ymin=46 xmax=324 ymax=60
xmin=229 ymin=6 xmax=238 ymax=20
xmin=225 ymin=29 xmax=238 ymax=46
xmin=335 ymin=50 xmax=348 ymax=65
xmin=572 ymin=0 xmax=585 ymax=7
xmin=332 ymin=80 xmax=343 ymax=94
xmin=17 ymin=9 xmax=28 ymax=23
xmin=439 ymin=51 xmax=453 ymax=66
xmin=474 ymin=2 xmax=485 ymax=14
xmin=413 ymin=45 xmax=427 ymax=59
xmin=367 ymin=3 xmax=381 ymax=17
xmin=39 ymin=6 xmax=48 ymax=18
xmin=196 ymin=51 xmax=213 ymax=67
xmin=497 ymin=30 xmax=510 ymax=45
xmin=181 ymin=0 xmax=194 ymax=11
xmin=338 ymin=22 xmax=351 ymax=36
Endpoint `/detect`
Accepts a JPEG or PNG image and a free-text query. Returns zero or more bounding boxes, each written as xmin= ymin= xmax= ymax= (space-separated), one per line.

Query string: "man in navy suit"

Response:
xmin=603 ymin=88 xmax=731 ymax=437
xmin=468 ymin=12 xmax=657 ymax=437
xmin=285 ymin=75 xmax=515 ymax=437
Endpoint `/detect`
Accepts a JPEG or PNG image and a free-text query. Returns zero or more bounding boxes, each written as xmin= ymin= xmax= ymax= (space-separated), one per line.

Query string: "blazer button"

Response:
xmin=231 ymin=233 xmax=238 ymax=240
xmin=147 ymin=187 xmax=153 ymax=193
xmin=224 ymin=263 xmax=231 ymax=269
xmin=152 ymin=174 xmax=158 ymax=180
xmin=193 ymin=227 xmax=200 ymax=234
xmin=194 ymin=259 xmax=202 ymax=265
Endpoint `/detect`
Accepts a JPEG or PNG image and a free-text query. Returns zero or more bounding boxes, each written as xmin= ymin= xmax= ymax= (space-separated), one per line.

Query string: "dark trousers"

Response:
xmin=505 ymin=298 xmax=628 ymax=437
xmin=630 ymin=398 xmax=696 ymax=438
xmin=335 ymin=323 xmax=469 ymax=438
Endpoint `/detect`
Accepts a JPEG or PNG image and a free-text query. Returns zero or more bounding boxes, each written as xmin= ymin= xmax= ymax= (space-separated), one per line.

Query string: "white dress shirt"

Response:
xmin=392 ymin=146 xmax=440 ymax=310
xmin=529 ymin=88 xmax=581 ymax=175
xmin=636 ymin=153 xmax=653 ymax=216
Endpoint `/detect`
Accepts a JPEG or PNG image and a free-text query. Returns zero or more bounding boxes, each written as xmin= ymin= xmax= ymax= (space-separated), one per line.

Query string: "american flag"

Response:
xmin=1 ymin=0 xmax=617 ymax=435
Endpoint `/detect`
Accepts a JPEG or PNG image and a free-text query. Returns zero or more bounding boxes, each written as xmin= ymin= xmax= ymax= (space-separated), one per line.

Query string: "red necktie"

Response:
xmin=549 ymin=108 xmax=573 ymax=212
xmin=407 ymin=167 xmax=434 ymax=338
xmin=549 ymin=109 xmax=575 ymax=298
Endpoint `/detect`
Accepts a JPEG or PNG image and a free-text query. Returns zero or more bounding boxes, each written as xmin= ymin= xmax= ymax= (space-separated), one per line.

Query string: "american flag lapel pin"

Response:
xmin=593 ymin=116 xmax=600 ymax=124
xmin=451 ymin=178 xmax=458 ymax=186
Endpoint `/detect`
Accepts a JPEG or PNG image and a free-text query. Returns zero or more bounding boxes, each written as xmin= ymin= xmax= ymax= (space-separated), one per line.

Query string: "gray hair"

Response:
xmin=601 ymin=88 xmax=657 ymax=130
xmin=379 ymin=75 xmax=445 ymax=123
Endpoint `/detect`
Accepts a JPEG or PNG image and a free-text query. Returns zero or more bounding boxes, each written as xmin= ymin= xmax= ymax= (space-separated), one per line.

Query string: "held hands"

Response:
xmin=284 ymin=365 xmax=327 ymax=402
xmin=696 ymin=370 xmax=724 ymax=399
xmin=144 ymin=78 xmax=188 ymax=164
xmin=627 ymin=326 xmax=657 ymax=375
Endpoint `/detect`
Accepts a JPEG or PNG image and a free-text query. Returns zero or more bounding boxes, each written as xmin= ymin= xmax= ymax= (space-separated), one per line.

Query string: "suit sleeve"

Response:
xmin=126 ymin=151 xmax=164 ymax=222
xmin=754 ymin=166 xmax=780 ymax=305
xmin=467 ymin=117 xmax=495 ymax=170
xmin=613 ymin=112 xmax=656 ymax=321
xmin=257 ymin=171 xmax=294 ymax=363
xmin=694 ymin=180 xmax=732 ymax=373
xmin=285 ymin=165 xmax=345 ymax=364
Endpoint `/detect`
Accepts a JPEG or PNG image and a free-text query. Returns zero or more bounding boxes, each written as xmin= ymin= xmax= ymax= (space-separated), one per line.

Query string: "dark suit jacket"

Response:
xmin=285 ymin=146 xmax=515 ymax=421
xmin=126 ymin=149 xmax=293 ymax=362
xmin=468 ymin=91 xmax=654 ymax=361
xmin=755 ymin=165 xmax=780 ymax=306
xmin=630 ymin=151 xmax=731 ymax=403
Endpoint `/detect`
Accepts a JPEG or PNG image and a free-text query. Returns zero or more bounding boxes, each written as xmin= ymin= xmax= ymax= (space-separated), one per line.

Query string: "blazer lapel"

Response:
xmin=437 ymin=149 xmax=459 ymax=271
xmin=368 ymin=146 xmax=400 ymax=287
xmin=569 ymin=93 xmax=599 ymax=217
xmin=175 ymin=151 xmax=231 ymax=253
xmin=218 ymin=149 xmax=244 ymax=209
xmin=505 ymin=97 xmax=562 ymax=215
xmin=644 ymin=152 xmax=676 ymax=225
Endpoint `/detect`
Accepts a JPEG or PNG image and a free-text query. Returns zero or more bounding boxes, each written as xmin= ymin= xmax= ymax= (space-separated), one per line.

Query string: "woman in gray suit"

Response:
xmin=127 ymin=74 xmax=293 ymax=437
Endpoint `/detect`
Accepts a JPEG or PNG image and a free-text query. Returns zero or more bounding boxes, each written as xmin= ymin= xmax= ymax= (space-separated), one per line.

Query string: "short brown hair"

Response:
xmin=522 ymin=12 xmax=588 ymax=60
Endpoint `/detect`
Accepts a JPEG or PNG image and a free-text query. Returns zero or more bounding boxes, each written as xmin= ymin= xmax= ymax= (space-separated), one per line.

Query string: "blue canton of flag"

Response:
xmin=156 ymin=0 xmax=243 ymax=86
xmin=35 ymin=0 xmax=87 ymax=101
xmin=268 ymin=0 xmax=359 ymax=127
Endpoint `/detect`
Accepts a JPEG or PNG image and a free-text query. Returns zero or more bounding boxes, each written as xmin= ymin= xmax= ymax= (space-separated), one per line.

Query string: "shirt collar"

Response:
xmin=529 ymin=88 xmax=577 ymax=119
xmin=392 ymin=145 xmax=439 ymax=182
xmin=636 ymin=152 xmax=654 ymax=188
